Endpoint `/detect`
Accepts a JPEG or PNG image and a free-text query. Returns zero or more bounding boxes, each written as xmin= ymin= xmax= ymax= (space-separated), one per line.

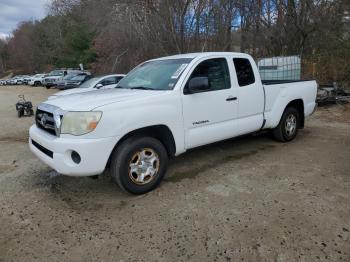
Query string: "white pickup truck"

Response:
xmin=29 ymin=52 xmax=317 ymax=194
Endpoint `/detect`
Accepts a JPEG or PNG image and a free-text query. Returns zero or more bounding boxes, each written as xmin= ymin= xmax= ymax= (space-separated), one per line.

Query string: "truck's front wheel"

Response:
xmin=110 ymin=136 xmax=169 ymax=194
xmin=272 ymin=107 xmax=299 ymax=142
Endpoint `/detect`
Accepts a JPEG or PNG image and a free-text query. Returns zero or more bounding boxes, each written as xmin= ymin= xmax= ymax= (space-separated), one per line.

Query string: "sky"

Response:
xmin=0 ymin=0 xmax=50 ymax=39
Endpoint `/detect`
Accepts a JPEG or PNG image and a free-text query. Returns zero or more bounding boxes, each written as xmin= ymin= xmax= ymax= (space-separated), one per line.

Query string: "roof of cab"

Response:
xmin=151 ymin=52 xmax=251 ymax=61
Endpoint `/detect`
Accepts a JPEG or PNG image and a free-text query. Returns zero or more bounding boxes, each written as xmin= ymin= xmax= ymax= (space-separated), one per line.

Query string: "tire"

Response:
xmin=17 ymin=109 xmax=24 ymax=118
xmin=110 ymin=136 xmax=169 ymax=195
xmin=34 ymin=81 xmax=40 ymax=87
xmin=46 ymin=85 xmax=50 ymax=89
xmin=272 ymin=107 xmax=299 ymax=142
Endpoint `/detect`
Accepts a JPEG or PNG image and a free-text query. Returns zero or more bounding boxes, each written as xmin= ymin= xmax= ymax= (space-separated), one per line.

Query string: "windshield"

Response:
xmin=79 ymin=77 xmax=100 ymax=88
xmin=71 ymin=75 xmax=86 ymax=81
xmin=49 ymin=70 xmax=64 ymax=76
xmin=117 ymin=58 xmax=192 ymax=90
xmin=64 ymin=74 xmax=78 ymax=80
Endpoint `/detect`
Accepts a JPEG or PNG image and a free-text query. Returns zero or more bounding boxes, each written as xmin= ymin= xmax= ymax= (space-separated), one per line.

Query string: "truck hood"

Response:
xmin=45 ymin=76 xmax=61 ymax=80
xmin=45 ymin=88 xmax=164 ymax=111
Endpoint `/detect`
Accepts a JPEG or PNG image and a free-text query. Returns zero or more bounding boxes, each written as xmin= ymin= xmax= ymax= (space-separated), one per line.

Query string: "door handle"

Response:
xmin=226 ymin=96 xmax=237 ymax=101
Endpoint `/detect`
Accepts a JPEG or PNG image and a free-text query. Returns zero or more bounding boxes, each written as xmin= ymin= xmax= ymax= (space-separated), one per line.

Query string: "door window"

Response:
xmin=101 ymin=77 xmax=117 ymax=86
xmin=233 ymin=58 xmax=255 ymax=86
xmin=186 ymin=58 xmax=231 ymax=92
xmin=116 ymin=76 xmax=123 ymax=83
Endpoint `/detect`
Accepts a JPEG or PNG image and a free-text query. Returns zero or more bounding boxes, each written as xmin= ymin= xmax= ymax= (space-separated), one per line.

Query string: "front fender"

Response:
xmin=81 ymin=93 xmax=186 ymax=155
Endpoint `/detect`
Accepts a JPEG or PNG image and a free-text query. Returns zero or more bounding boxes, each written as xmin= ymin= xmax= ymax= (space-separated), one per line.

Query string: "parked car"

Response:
xmin=56 ymin=73 xmax=88 ymax=90
xmin=42 ymin=70 xmax=66 ymax=88
xmin=16 ymin=75 xmax=30 ymax=85
xmin=7 ymin=76 xmax=24 ymax=85
xmin=0 ymin=79 xmax=6 ymax=85
xmin=43 ymin=69 xmax=89 ymax=89
xmin=23 ymin=75 xmax=33 ymax=85
xmin=57 ymin=74 xmax=93 ymax=90
xmin=29 ymin=74 xmax=46 ymax=86
xmin=9 ymin=76 xmax=22 ymax=85
xmin=29 ymin=52 xmax=317 ymax=195
xmin=14 ymin=76 xmax=22 ymax=85
xmin=8 ymin=77 xmax=16 ymax=85
xmin=49 ymin=74 xmax=125 ymax=99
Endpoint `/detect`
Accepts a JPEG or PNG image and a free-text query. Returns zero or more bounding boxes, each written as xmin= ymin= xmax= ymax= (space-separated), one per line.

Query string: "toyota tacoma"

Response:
xmin=29 ymin=52 xmax=317 ymax=194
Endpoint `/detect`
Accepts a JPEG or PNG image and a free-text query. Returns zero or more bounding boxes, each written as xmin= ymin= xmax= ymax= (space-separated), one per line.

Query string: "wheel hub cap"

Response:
xmin=128 ymin=148 xmax=160 ymax=185
xmin=285 ymin=114 xmax=297 ymax=136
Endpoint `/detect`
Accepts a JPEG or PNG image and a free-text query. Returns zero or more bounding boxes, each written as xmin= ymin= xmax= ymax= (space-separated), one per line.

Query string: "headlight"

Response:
xmin=60 ymin=111 xmax=102 ymax=136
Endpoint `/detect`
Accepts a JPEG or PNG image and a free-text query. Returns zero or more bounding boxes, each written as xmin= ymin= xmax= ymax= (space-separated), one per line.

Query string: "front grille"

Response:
xmin=36 ymin=109 xmax=57 ymax=136
xmin=32 ymin=140 xmax=53 ymax=158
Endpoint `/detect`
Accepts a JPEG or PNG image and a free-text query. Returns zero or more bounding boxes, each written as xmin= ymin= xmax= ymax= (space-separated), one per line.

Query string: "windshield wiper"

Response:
xmin=130 ymin=86 xmax=155 ymax=90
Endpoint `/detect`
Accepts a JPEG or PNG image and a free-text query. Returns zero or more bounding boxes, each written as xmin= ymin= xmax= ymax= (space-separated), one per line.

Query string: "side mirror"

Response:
xmin=95 ymin=83 xmax=103 ymax=89
xmin=187 ymin=77 xmax=210 ymax=94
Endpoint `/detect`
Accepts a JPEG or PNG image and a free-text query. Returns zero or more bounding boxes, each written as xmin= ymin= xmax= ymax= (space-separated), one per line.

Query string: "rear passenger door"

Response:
xmin=232 ymin=57 xmax=265 ymax=134
xmin=182 ymin=57 xmax=239 ymax=149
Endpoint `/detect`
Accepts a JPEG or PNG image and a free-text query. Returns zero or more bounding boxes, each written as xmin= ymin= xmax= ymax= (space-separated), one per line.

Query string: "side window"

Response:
xmin=233 ymin=58 xmax=255 ymax=86
xmin=187 ymin=58 xmax=231 ymax=91
xmin=116 ymin=76 xmax=123 ymax=83
xmin=101 ymin=77 xmax=116 ymax=86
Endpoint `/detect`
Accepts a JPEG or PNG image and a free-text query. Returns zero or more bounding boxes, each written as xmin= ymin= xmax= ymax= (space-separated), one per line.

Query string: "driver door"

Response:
xmin=182 ymin=57 xmax=239 ymax=149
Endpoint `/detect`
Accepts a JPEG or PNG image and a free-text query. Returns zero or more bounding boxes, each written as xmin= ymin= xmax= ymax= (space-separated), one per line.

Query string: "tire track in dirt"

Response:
xmin=0 ymin=135 xmax=29 ymax=143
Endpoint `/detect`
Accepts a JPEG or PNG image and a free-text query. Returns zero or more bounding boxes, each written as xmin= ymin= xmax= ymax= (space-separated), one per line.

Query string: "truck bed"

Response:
xmin=262 ymin=80 xmax=318 ymax=129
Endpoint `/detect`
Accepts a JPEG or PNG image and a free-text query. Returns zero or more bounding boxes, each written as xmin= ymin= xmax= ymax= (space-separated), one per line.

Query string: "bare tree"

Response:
xmin=2 ymin=0 xmax=349 ymax=85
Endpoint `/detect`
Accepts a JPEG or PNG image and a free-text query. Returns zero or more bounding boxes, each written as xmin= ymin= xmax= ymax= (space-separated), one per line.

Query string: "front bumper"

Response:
xmin=58 ymin=84 xmax=77 ymax=90
xmin=45 ymin=83 xmax=57 ymax=87
xmin=29 ymin=125 xmax=120 ymax=176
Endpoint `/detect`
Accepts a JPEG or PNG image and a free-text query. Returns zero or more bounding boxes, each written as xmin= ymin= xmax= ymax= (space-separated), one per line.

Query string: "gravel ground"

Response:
xmin=0 ymin=86 xmax=349 ymax=262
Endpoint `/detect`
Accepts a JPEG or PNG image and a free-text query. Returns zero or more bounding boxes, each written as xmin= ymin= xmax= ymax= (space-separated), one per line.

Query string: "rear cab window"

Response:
xmin=233 ymin=58 xmax=255 ymax=86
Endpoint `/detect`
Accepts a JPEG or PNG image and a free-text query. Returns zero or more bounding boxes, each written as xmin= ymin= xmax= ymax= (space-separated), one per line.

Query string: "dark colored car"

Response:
xmin=56 ymin=73 xmax=84 ymax=89
xmin=58 ymin=74 xmax=93 ymax=90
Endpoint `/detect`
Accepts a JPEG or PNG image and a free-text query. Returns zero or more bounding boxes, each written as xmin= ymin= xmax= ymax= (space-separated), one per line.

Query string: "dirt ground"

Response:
xmin=0 ymin=86 xmax=349 ymax=262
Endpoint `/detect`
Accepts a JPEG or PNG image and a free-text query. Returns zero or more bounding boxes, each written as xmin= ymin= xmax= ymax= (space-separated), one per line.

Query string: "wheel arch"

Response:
xmin=106 ymin=125 xmax=176 ymax=168
xmin=285 ymin=99 xmax=305 ymax=128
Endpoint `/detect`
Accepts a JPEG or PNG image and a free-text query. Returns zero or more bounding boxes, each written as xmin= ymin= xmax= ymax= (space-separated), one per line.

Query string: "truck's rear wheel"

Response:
xmin=110 ymin=136 xmax=168 ymax=194
xmin=272 ymin=107 xmax=299 ymax=142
